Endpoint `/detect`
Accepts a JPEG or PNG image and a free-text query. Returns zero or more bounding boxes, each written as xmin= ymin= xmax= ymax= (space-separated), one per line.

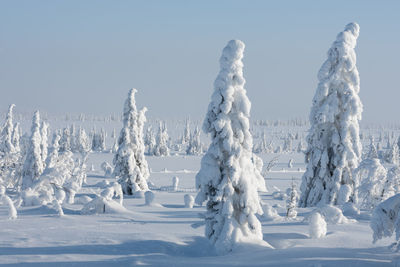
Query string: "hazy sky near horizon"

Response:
xmin=0 ymin=0 xmax=399 ymax=122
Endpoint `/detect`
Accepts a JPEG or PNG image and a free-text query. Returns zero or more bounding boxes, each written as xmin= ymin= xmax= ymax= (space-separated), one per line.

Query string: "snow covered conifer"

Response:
xmin=0 ymin=104 xmax=16 ymax=154
xmin=113 ymin=89 xmax=150 ymax=195
xmin=286 ymin=178 xmax=298 ymax=218
xmin=59 ymin=127 xmax=71 ymax=152
xmin=186 ymin=126 xmax=202 ymax=155
xmin=76 ymin=127 xmax=91 ymax=154
xmin=366 ymin=139 xmax=378 ymax=160
xmin=153 ymin=121 xmax=169 ymax=156
xmin=195 ymin=40 xmax=267 ymax=254
xmin=11 ymin=122 xmax=21 ymax=153
xmin=354 ymin=158 xmax=387 ymax=209
xmin=40 ymin=121 xmax=49 ymax=165
xmin=46 ymin=133 xmax=61 ymax=169
xmin=183 ymin=118 xmax=191 ymax=144
xmin=300 ymin=23 xmax=363 ymax=207
xmin=386 ymin=142 xmax=399 ymax=165
xmin=21 ymin=111 xmax=44 ymax=189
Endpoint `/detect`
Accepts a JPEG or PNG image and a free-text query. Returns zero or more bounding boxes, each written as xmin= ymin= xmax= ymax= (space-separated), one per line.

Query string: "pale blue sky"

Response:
xmin=0 ymin=0 xmax=399 ymax=122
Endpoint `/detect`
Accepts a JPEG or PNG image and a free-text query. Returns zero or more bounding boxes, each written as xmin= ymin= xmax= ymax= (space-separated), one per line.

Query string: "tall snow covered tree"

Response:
xmin=21 ymin=111 xmax=44 ymax=190
xmin=0 ymin=104 xmax=16 ymax=154
xmin=299 ymin=23 xmax=363 ymax=207
xmin=113 ymin=89 xmax=150 ymax=195
xmin=195 ymin=40 xmax=267 ymax=254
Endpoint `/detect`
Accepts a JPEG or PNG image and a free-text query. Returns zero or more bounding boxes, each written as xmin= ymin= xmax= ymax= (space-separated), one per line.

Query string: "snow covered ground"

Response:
xmin=0 ymin=151 xmax=397 ymax=266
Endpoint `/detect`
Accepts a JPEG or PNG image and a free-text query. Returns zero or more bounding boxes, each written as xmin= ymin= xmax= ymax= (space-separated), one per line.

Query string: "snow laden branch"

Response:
xmin=195 ymin=40 xmax=269 ymax=254
xmin=300 ymin=22 xmax=363 ymax=207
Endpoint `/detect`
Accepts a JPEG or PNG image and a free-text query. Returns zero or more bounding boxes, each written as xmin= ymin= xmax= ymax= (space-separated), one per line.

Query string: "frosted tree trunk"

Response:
xmin=300 ymin=23 xmax=363 ymax=207
xmin=195 ymin=40 xmax=267 ymax=254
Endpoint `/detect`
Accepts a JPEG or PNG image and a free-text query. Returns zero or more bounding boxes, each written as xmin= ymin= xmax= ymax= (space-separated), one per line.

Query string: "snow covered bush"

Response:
xmin=317 ymin=204 xmax=353 ymax=224
xmin=81 ymin=183 xmax=124 ymax=215
xmin=353 ymin=158 xmax=388 ymax=210
xmin=195 ymin=40 xmax=267 ymax=254
xmin=286 ymin=180 xmax=298 ymax=219
xmin=300 ymin=23 xmax=362 ymax=207
xmin=309 ymin=212 xmax=327 ymax=239
xmin=262 ymin=203 xmax=281 ymax=221
xmin=184 ymin=194 xmax=194 ymax=208
xmin=113 ymin=89 xmax=150 ymax=195
xmin=100 ymin=182 xmax=123 ymax=205
xmin=370 ymin=194 xmax=400 ymax=247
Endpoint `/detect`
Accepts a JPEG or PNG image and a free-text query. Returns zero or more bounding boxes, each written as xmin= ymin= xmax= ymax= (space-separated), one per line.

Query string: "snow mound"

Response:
xmin=272 ymin=190 xmax=287 ymax=200
xmin=75 ymin=195 xmax=93 ymax=205
xmin=309 ymin=212 xmax=327 ymax=239
xmin=81 ymin=197 xmax=128 ymax=215
xmin=262 ymin=203 xmax=281 ymax=221
xmin=317 ymin=204 xmax=355 ymax=224
xmin=184 ymin=194 xmax=194 ymax=208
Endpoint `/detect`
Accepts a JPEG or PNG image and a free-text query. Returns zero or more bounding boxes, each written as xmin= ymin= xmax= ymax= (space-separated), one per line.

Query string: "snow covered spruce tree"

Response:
xmin=186 ymin=126 xmax=202 ymax=155
xmin=0 ymin=104 xmax=16 ymax=154
xmin=195 ymin=40 xmax=268 ymax=254
xmin=299 ymin=23 xmax=363 ymax=207
xmin=153 ymin=121 xmax=170 ymax=156
xmin=113 ymin=89 xmax=150 ymax=195
xmin=21 ymin=111 xmax=44 ymax=190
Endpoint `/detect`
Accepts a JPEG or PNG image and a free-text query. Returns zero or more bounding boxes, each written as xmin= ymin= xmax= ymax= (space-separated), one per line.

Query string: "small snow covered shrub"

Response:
xmin=370 ymin=194 xmax=400 ymax=246
xmin=184 ymin=194 xmax=194 ymax=208
xmin=309 ymin=212 xmax=327 ymax=239
xmin=81 ymin=184 xmax=125 ymax=215
xmin=262 ymin=203 xmax=281 ymax=221
xmin=144 ymin=191 xmax=155 ymax=205
xmin=354 ymin=158 xmax=388 ymax=210
xmin=317 ymin=204 xmax=353 ymax=224
xmin=100 ymin=182 xmax=123 ymax=205
xmin=286 ymin=180 xmax=298 ymax=219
